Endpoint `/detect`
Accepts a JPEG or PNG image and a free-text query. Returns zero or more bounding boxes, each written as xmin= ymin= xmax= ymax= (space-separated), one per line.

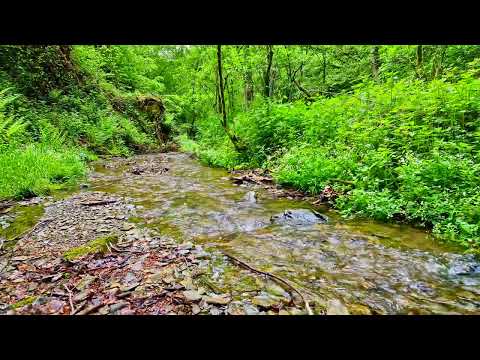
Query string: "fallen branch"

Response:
xmin=80 ymin=200 xmax=118 ymax=206
xmin=63 ymin=284 xmax=75 ymax=315
xmin=219 ymin=250 xmax=313 ymax=315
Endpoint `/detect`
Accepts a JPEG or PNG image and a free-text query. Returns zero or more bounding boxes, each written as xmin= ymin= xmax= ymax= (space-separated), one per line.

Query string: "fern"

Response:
xmin=0 ymin=88 xmax=28 ymax=145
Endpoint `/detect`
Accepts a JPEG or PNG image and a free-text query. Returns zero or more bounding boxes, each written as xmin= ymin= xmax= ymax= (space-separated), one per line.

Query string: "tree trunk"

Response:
xmin=322 ymin=49 xmax=327 ymax=84
xmin=416 ymin=45 xmax=423 ymax=79
xmin=216 ymin=45 xmax=227 ymax=129
xmin=432 ymin=45 xmax=448 ymax=79
xmin=244 ymin=71 xmax=254 ymax=108
xmin=217 ymin=45 xmax=244 ymax=152
xmin=264 ymin=45 xmax=274 ymax=97
xmin=370 ymin=46 xmax=380 ymax=82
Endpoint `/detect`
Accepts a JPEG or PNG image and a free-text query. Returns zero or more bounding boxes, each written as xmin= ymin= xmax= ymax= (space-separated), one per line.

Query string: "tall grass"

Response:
xmin=0 ymin=144 xmax=86 ymax=200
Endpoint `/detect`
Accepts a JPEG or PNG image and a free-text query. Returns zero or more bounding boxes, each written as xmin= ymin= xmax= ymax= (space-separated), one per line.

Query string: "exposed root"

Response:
xmin=220 ymin=250 xmax=313 ymax=315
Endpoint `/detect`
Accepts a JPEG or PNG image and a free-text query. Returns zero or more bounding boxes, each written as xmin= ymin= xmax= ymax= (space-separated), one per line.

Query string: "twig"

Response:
xmin=80 ymin=200 xmax=117 ymax=206
xmin=219 ymin=250 xmax=313 ymax=315
xmin=63 ymin=284 xmax=75 ymax=315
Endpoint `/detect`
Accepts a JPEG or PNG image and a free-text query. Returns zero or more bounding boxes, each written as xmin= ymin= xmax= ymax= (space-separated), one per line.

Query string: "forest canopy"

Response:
xmin=0 ymin=45 xmax=479 ymax=250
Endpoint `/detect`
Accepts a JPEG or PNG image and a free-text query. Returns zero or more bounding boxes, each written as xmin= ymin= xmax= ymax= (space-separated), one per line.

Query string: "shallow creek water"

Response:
xmin=3 ymin=152 xmax=480 ymax=314
xmin=86 ymin=152 xmax=480 ymax=314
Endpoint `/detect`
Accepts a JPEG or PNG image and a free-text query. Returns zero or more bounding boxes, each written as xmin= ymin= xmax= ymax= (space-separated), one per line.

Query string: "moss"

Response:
xmin=63 ymin=234 xmax=118 ymax=261
xmin=10 ymin=296 xmax=38 ymax=310
xmin=0 ymin=204 xmax=45 ymax=250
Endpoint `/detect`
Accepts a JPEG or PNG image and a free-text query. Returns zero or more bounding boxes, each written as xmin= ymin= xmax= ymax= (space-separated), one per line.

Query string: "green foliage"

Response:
xmin=191 ymin=73 xmax=480 ymax=249
xmin=0 ymin=88 xmax=29 ymax=145
xmin=0 ymin=143 xmax=86 ymax=200
xmin=2 ymin=44 xmax=480 ymax=251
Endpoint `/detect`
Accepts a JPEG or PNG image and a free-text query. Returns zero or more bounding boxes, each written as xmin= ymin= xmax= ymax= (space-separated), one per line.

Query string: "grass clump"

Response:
xmin=0 ymin=144 xmax=86 ymax=200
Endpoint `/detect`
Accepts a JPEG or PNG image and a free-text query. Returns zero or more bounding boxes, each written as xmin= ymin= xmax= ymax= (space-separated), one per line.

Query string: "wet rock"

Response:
xmin=75 ymin=274 xmax=96 ymax=291
xmin=73 ymin=290 xmax=90 ymax=302
xmin=252 ymin=293 xmax=281 ymax=308
xmin=349 ymin=304 xmax=372 ymax=315
xmin=227 ymin=302 xmax=245 ymax=315
xmin=98 ymin=305 xmax=110 ymax=315
xmin=191 ymin=304 xmax=201 ymax=315
xmin=110 ymin=301 xmax=128 ymax=313
xmin=121 ymin=223 xmax=135 ymax=231
xmin=197 ymin=287 xmax=206 ymax=295
xmin=243 ymin=303 xmax=260 ymax=315
xmin=265 ymin=282 xmax=290 ymax=300
xmin=210 ymin=307 xmax=222 ymax=315
xmin=326 ymin=299 xmax=349 ymax=315
xmin=183 ymin=290 xmax=202 ymax=302
xmin=203 ymin=294 xmax=231 ymax=305
xmin=448 ymin=259 xmax=480 ymax=276
xmin=179 ymin=242 xmax=194 ymax=250
xmin=243 ymin=191 xmax=257 ymax=203
xmin=270 ymin=209 xmax=328 ymax=226
xmin=288 ymin=308 xmax=304 ymax=315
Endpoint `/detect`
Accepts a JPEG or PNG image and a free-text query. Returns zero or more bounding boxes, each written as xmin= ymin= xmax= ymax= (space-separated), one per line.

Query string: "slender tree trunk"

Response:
xmin=214 ymin=70 xmax=221 ymax=113
xmin=322 ymin=49 xmax=327 ymax=84
xmin=217 ymin=45 xmax=243 ymax=152
xmin=269 ymin=67 xmax=277 ymax=97
xmin=370 ymin=46 xmax=380 ymax=82
xmin=416 ymin=45 xmax=423 ymax=79
xmin=216 ymin=45 xmax=227 ymax=129
xmin=433 ymin=45 xmax=448 ymax=79
xmin=264 ymin=45 xmax=274 ymax=97
xmin=244 ymin=71 xmax=254 ymax=108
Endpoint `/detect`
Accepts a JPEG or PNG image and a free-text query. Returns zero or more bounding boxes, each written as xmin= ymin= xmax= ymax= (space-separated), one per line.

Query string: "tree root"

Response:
xmin=219 ymin=250 xmax=313 ymax=315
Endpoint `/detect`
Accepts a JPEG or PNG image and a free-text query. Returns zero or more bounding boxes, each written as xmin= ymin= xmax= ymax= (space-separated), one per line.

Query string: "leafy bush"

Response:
xmin=192 ymin=75 xmax=480 ymax=249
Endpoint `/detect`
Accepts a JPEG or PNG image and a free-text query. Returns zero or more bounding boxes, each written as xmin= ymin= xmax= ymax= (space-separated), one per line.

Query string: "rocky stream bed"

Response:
xmin=1 ymin=152 xmax=479 ymax=315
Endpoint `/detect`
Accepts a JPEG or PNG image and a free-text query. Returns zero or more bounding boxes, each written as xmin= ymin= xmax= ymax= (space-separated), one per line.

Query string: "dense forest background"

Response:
xmin=0 ymin=45 xmax=479 ymax=250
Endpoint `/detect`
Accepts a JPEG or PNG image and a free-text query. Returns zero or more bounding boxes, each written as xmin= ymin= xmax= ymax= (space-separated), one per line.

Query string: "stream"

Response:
xmin=2 ymin=152 xmax=480 ymax=314
xmin=90 ymin=152 xmax=479 ymax=314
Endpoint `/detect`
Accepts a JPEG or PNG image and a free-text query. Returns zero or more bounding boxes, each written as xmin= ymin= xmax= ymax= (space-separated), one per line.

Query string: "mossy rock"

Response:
xmin=62 ymin=235 xmax=118 ymax=261
xmin=137 ymin=95 xmax=165 ymax=115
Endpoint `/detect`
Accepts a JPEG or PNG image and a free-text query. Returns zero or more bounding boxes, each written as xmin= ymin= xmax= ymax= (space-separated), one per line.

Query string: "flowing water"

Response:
xmin=4 ymin=152 xmax=479 ymax=314
xmin=82 ymin=152 xmax=480 ymax=315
